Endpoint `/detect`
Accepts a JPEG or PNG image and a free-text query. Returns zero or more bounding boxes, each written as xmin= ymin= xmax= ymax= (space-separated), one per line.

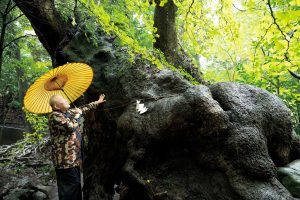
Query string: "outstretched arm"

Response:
xmin=78 ymin=94 xmax=106 ymax=115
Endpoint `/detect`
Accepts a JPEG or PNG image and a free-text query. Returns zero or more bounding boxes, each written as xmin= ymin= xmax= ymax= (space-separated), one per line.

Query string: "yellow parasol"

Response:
xmin=24 ymin=62 xmax=93 ymax=114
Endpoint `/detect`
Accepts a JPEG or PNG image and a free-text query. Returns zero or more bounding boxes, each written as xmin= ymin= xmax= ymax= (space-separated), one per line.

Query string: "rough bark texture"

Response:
xmin=60 ymin=33 xmax=300 ymax=200
xmin=15 ymin=2 xmax=300 ymax=199
xmin=153 ymin=0 xmax=204 ymax=83
xmin=153 ymin=0 xmax=178 ymax=61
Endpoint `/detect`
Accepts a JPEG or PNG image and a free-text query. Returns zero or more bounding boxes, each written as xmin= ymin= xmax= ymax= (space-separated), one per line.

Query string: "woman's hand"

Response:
xmin=97 ymin=94 xmax=106 ymax=104
xmin=74 ymin=108 xmax=82 ymax=114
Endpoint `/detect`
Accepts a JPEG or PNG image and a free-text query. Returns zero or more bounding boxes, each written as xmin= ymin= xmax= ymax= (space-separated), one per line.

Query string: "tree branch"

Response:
xmin=185 ymin=0 xmax=194 ymax=30
xmin=266 ymin=0 xmax=295 ymax=62
xmin=74 ymin=0 xmax=80 ymax=24
xmin=232 ymin=3 xmax=246 ymax=12
xmin=288 ymin=69 xmax=300 ymax=80
xmin=2 ymin=34 xmax=36 ymax=50
xmin=4 ymin=13 xmax=24 ymax=26
xmin=14 ymin=0 xmax=74 ymax=67
xmin=267 ymin=0 xmax=287 ymax=40
xmin=260 ymin=46 xmax=266 ymax=57
xmin=252 ymin=23 xmax=272 ymax=67
xmin=185 ymin=0 xmax=194 ymax=19
xmin=4 ymin=0 xmax=12 ymax=15
xmin=7 ymin=3 xmax=17 ymax=14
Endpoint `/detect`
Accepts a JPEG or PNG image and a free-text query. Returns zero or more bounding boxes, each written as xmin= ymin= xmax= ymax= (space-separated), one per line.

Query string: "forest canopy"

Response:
xmin=1 ymin=0 xmax=300 ymax=132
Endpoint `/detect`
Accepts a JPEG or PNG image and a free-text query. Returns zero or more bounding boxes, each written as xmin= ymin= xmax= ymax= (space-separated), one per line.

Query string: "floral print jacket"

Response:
xmin=48 ymin=102 xmax=99 ymax=169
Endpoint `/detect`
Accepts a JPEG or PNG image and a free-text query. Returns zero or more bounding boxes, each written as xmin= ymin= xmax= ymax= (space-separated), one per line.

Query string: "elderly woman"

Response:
xmin=48 ymin=94 xmax=105 ymax=200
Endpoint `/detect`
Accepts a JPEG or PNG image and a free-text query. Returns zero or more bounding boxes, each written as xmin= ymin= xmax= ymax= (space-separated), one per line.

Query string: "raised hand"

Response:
xmin=97 ymin=94 xmax=106 ymax=104
xmin=74 ymin=107 xmax=82 ymax=114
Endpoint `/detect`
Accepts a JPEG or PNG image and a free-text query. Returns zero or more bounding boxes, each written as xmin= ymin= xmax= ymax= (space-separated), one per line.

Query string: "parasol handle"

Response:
xmin=61 ymin=88 xmax=77 ymax=108
xmin=54 ymin=80 xmax=77 ymax=108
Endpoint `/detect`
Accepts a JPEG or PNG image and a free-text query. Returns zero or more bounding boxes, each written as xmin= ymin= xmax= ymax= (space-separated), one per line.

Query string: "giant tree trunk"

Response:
xmin=15 ymin=1 xmax=300 ymax=200
xmin=67 ymin=34 xmax=299 ymax=199
xmin=13 ymin=0 xmax=73 ymax=67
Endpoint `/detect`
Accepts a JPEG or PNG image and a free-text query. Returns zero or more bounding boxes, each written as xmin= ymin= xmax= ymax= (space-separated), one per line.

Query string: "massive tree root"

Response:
xmin=66 ymin=34 xmax=300 ymax=199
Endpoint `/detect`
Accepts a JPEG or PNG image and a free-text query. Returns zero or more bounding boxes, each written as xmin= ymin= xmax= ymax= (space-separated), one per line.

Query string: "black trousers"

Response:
xmin=55 ymin=166 xmax=82 ymax=200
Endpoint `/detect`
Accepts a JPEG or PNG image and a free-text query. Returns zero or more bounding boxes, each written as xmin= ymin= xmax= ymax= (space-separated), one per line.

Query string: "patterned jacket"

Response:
xmin=48 ymin=102 xmax=99 ymax=169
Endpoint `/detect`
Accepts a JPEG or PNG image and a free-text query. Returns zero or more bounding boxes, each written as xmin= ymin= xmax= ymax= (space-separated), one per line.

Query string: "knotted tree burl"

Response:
xmin=61 ymin=34 xmax=300 ymax=200
xmin=14 ymin=0 xmax=300 ymax=199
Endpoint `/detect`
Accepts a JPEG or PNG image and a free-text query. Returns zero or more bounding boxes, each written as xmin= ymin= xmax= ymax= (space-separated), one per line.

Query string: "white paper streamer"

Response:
xmin=136 ymin=100 xmax=148 ymax=114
